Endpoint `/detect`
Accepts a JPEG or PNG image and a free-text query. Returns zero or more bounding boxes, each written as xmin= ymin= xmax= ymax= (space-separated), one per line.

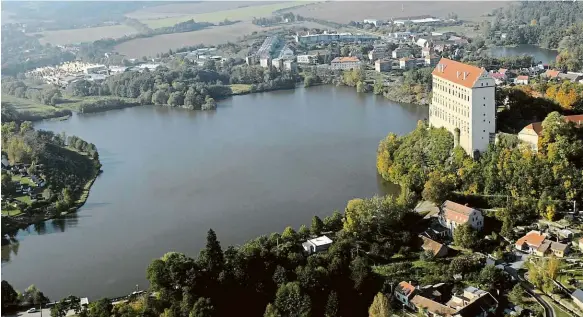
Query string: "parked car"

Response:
xmin=27 ymin=308 xmax=38 ymax=313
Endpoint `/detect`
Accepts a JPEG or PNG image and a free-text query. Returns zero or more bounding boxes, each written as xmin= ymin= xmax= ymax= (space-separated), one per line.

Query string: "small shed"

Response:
xmin=302 ymin=236 xmax=333 ymax=254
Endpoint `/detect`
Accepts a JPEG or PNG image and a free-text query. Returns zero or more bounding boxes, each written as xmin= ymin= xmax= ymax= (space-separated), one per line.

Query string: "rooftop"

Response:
xmin=305 ymin=235 xmax=333 ymax=246
xmin=545 ymin=69 xmax=560 ymax=78
xmin=411 ymin=295 xmax=457 ymax=316
xmin=331 ymin=56 xmax=360 ymax=63
xmin=516 ymin=75 xmax=529 ymax=80
xmin=432 ymin=58 xmax=487 ymax=88
xmin=522 ymin=114 xmax=583 ymax=136
xmin=515 ymin=231 xmax=547 ymax=248
xmin=397 ymin=281 xmax=416 ymax=297
xmin=420 ymin=235 xmax=446 ymax=256
xmin=441 ymin=200 xmax=476 ymax=224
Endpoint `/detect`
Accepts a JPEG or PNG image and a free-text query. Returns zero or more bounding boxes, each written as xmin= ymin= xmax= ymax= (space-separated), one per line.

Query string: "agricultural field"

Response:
xmin=287 ymin=1 xmax=508 ymax=23
xmin=125 ymin=1 xmax=279 ymax=21
xmin=136 ymin=1 xmax=315 ymax=28
xmin=114 ymin=22 xmax=273 ymax=57
xmin=35 ymin=24 xmax=138 ymax=45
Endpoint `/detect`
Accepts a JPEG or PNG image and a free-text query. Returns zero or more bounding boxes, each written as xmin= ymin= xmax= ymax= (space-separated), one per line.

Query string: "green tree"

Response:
xmin=310 ymin=216 xmax=324 ymax=236
xmin=508 ymin=284 xmax=526 ymax=306
xmin=368 ymin=293 xmax=390 ymax=317
xmin=453 ymin=224 xmax=479 ymax=250
xmin=282 ymin=226 xmax=297 ymax=241
xmin=190 ymin=298 xmax=213 ymax=317
xmin=198 ymin=229 xmax=224 ymax=274
xmin=22 ymin=285 xmax=49 ymax=305
xmin=1 ymin=280 xmax=19 ymax=308
xmin=324 ymin=291 xmax=338 ymax=317
xmin=274 ymin=282 xmax=311 ymax=317
xmin=88 ymin=298 xmax=112 ymax=317
xmin=323 ymin=211 xmax=343 ymax=232
xmin=421 ymin=171 xmax=454 ymax=203
xmin=273 ymin=265 xmax=288 ymax=285
xmin=264 ymin=303 xmax=281 ymax=317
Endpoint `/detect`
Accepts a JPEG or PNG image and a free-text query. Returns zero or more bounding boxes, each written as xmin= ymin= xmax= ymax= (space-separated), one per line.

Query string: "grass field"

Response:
xmin=1 ymin=94 xmax=67 ymax=114
xmin=230 ymin=84 xmax=252 ymax=94
xmin=126 ymin=1 xmax=279 ymax=20
xmin=542 ymin=295 xmax=573 ymax=317
xmin=288 ymin=1 xmax=508 ymax=24
xmin=114 ymin=22 xmax=273 ymax=57
xmin=139 ymin=1 xmax=311 ymax=28
xmin=1 ymin=208 xmax=22 ymax=216
xmin=35 ymin=24 xmax=138 ymax=45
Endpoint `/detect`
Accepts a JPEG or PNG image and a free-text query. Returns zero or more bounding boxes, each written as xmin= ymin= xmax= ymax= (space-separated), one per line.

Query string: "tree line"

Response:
xmin=377 ymin=113 xmax=583 ymax=236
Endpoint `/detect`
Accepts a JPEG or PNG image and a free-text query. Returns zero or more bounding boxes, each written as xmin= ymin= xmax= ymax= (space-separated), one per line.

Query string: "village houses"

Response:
xmin=517 ymin=114 xmax=583 ymax=152
xmin=514 ymin=230 xmax=570 ymax=257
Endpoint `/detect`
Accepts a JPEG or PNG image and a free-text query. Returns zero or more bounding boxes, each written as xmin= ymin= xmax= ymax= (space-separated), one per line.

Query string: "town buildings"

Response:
xmin=375 ymin=59 xmax=392 ymax=72
xmin=429 ymin=58 xmax=496 ymax=157
xmin=297 ymin=54 xmax=318 ymax=65
xmin=392 ymin=47 xmax=411 ymax=59
xmin=330 ymin=57 xmax=362 ymax=70
xmin=438 ymin=200 xmax=484 ymax=236
xmin=514 ymin=75 xmax=529 ymax=85
xmin=363 ymin=19 xmax=384 ymax=26
xmin=399 ymin=58 xmax=416 ymax=70
xmin=515 ymin=231 xmax=570 ymax=257
xmin=517 ymin=115 xmax=583 ymax=151
xmin=295 ymin=32 xmax=379 ymax=45
xmin=302 ymin=236 xmax=333 ymax=254
xmin=396 ymin=283 xmax=498 ymax=317
xmin=368 ymin=49 xmax=387 ymax=61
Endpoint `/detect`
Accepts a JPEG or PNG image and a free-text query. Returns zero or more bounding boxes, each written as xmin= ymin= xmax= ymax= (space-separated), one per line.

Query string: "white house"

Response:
xmin=514 ymin=75 xmax=529 ymax=85
xmin=438 ymin=200 xmax=484 ymax=236
xmin=395 ymin=281 xmax=417 ymax=310
xmin=392 ymin=47 xmax=410 ymax=59
xmin=297 ymin=54 xmax=318 ymax=65
xmin=517 ymin=115 xmax=583 ymax=152
xmin=302 ymin=236 xmax=333 ymax=254
xmin=429 ymin=58 xmax=496 ymax=157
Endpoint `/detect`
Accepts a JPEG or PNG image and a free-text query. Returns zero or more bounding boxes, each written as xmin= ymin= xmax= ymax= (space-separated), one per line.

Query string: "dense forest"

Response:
xmin=377 ymin=113 xmax=583 ymax=236
xmin=485 ymin=1 xmax=583 ymax=71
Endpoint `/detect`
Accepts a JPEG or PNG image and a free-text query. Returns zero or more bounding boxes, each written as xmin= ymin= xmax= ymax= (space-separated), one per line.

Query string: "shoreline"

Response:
xmin=2 ymin=158 xmax=102 ymax=245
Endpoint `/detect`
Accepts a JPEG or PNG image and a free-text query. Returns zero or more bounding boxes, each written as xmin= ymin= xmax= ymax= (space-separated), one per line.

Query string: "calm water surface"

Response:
xmin=488 ymin=44 xmax=558 ymax=64
xmin=1 ymin=86 xmax=427 ymax=300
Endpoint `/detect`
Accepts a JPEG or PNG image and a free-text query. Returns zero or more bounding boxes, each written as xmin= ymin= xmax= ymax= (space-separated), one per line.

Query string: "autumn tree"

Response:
xmin=368 ymin=293 xmax=390 ymax=317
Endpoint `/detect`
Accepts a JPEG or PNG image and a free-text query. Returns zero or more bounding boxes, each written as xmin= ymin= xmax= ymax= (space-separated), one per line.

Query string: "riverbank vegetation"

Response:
xmin=377 ymin=113 xmax=583 ymax=233
xmin=1 ymin=122 xmax=101 ymax=241
xmin=484 ymin=1 xmax=583 ymax=71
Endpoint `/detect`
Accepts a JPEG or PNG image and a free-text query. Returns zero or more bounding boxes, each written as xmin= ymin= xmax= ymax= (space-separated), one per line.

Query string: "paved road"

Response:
xmin=508 ymin=269 xmax=555 ymax=317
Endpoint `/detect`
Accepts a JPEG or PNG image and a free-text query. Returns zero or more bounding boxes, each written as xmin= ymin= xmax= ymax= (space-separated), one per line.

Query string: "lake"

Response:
xmin=1 ymin=86 xmax=427 ymax=300
xmin=487 ymin=44 xmax=558 ymax=64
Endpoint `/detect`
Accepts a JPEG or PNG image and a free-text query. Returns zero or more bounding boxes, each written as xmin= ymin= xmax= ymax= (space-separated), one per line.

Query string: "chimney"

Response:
xmin=463 ymin=72 xmax=468 ymax=80
xmin=457 ymin=71 xmax=460 ymax=78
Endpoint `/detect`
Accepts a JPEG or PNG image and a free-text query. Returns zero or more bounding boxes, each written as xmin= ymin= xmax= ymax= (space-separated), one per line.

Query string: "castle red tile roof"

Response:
xmin=515 ymin=231 xmax=546 ymax=249
xmin=397 ymin=281 xmax=416 ymax=298
xmin=432 ymin=58 xmax=487 ymax=88
xmin=331 ymin=56 xmax=360 ymax=63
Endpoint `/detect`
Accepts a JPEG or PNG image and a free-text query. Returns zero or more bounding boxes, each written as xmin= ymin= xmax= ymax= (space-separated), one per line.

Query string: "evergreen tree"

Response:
xmin=324 ymin=291 xmax=338 ymax=317
xmin=310 ymin=216 xmax=324 ymax=236
xmin=274 ymin=282 xmax=311 ymax=317
xmin=190 ymin=298 xmax=213 ymax=317
xmin=199 ymin=229 xmax=224 ymax=274
xmin=368 ymin=293 xmax=390 ymax=317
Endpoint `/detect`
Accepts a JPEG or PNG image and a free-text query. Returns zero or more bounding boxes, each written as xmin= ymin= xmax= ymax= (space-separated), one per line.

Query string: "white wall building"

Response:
xmin=302 ymin=236 xmax=333 ymax=254
xmin=438 ymin=200 xmax=484 ymax=236
xmin=363 ymin=19 xmax=384 ymax=26
xmin=297 ymin=54 xmax=318 ymax=65
xmin=430 ymin=58 xmax=496 ymax=157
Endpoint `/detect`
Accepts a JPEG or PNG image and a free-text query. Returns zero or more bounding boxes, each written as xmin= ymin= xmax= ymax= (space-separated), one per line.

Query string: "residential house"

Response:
xmin=514 ymin=75 xmax=529 ymax=85
xmin=515 ymin=231 xmax=547 ymax=254
xmin=283 ymin=60 xmax=298 ymax=72
xmin=446 ymin=287 xmax=499 ymax=317
xmin=490 ymin=72 xmax=506 ymax=85
xmin=543 ymin=69 xmax=560 ymax=80
xmin=410 ymin=295 xmax=457 ymax=317
xmin=260 ymin=57 xmax=271 ymax=68
xmin=400 ymin=57 xmax=416 ymax=70
xmin=572 ymin=289 xmax=583 ymax=310
xmin=330 ymin=57 xmax=362 ymax=70
xmin=271 ymin=58 xmax=284 ymax=70
xmin=422 ymin=47 xmax=434 ymax=58
xmin=438 ymin=200 xmax=484 ymax=236
xmin=302 ymin=236 xmax=333 ymax=254
xmin=375 ymin=59 xmax=392 ymax=72
xmin=245 ymin=55 xmax=258 ymax=65
xmin=558 ymin=72 xmax=583 ymax=83
xmin=363 ymin=19 xmax=384 ymax=27
xmin=517 ymin=115 xmax=583 ymax=151
xmin=515 ymin=230 xmax=570 ymax=257
xmin=368 ymin=49 xmax=387 ymax=61
xmin=416 ymin=38 xmax=430 ymax=48
xmin=395 ymin=281 xmax=418 ymax=310
xmin=425 ymin=55 xmax=440 ymax=67
xmin=392 ymin=47 xmax=410 ymax=59
xmin=296 ymin=54 xmax=318 ymax=65
xmin=420 ymin=235 xmax=448 ymax=257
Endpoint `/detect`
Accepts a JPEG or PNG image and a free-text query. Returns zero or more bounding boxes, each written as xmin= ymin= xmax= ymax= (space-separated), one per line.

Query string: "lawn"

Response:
xmin=11 ymin=175 xmax=35 ymax=187
xmin=2 ymin=95 xmax=61 ymax=114
xmin=140 ymin=2 xmax=310 ymax=28
xmin=230 ymin=84 xmax=252 ymax=95
xmin=15 ymin=195 xmax=32 ymax=205
xmin=1 ymin=208 xmax=23 ymax=216
xmin=34 ymin=24 xmax=138 ymax=45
